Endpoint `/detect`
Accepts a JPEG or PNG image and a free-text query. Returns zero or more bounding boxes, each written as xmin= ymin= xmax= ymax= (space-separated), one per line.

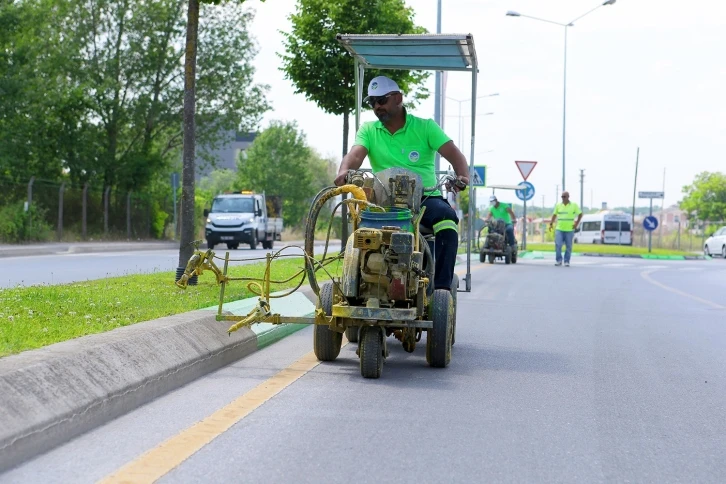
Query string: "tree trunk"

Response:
xmin=340 ymin=111 xmax=349 ymax=248
xmin=177 ymin=0 xmax=200 ymax=270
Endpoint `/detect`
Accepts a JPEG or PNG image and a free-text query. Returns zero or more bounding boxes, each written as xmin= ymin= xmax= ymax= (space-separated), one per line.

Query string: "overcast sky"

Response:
xmin=245 ymin=0 xmax=726 ymax=210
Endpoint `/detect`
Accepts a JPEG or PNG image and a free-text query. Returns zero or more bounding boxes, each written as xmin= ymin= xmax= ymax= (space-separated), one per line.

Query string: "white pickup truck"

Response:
xmin=203 ymin=191 xmax=283 ymax=250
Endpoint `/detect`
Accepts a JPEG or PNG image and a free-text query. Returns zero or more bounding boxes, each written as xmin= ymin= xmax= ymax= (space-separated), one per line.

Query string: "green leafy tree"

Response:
xmin=680 ymin=171 xmax=726 ymax=222
xmin=235 ymin=120 xmax=323 ymax=228
xmin=279 ymin=0 xmax=430 ymax=160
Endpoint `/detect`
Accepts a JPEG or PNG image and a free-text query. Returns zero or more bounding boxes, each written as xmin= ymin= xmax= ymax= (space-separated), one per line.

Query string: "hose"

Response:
xmin=304 ymin=184 xmax=370 ymax=296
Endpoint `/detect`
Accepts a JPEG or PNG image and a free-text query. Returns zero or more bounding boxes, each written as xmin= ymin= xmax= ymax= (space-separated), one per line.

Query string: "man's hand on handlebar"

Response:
xmin=334 ymin=172 xmax=347 ymax=187
xmin=445 ymin=175 xmax=469 ymax=193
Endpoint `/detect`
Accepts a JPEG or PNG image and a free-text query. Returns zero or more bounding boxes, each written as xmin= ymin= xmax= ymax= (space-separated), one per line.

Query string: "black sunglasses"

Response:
xmin=366 ymin=94 xmax=393 ymax=108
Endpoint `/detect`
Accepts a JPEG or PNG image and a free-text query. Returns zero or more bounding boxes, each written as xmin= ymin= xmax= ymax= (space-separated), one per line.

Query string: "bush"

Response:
xmin=0 ymin=202 xmax=53 ymax=243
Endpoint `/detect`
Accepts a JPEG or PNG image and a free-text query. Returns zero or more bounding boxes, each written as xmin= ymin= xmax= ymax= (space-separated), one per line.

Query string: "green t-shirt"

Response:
xmin=552 ymin=202 xmax=582 ymax=232
xmin=353 ymin=112 xmax=451 ymax=196
xmin=489 ymin=203 xmax=512 ymax=224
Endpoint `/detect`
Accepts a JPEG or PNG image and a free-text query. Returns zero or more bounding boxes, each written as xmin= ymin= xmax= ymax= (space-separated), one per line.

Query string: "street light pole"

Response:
xmin=446 ymin=93 xmax=498 ymax=153
xmin=506 ymin=0 xmax=616 ymax=192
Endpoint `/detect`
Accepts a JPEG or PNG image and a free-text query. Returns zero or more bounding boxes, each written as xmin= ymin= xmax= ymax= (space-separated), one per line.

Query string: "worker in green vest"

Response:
xmin=549 ymin=191 xmax=583 ymax=266
xmin=485 ymin=195 xmax=517 ymax=248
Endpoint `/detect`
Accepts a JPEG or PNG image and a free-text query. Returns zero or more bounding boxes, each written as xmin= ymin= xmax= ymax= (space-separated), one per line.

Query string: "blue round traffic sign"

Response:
xmin=643 ymin=215 xmax=659 ymax=231
xmin=515 ymin=181 xmax=535 ymax=201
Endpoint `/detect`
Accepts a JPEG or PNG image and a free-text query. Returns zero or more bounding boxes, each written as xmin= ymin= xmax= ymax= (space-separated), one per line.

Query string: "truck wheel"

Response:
xmin=360 ymin=326 xmax=383 ymax=379
xmin=227 ymin=243 xmax=239 ymax=250
xmin=345 ymin=326 xmax=358 ymax=342
xmin=207 ymin=241 xmax=215 ymax=250
xmin=249 ymin=232 xmax=258 ymax=250
xmin=313 ymin=282 xmax=342 ymax=362
xmin=426 ymin=289 xmax=453 ymax=368
xmin=262 ymin=238 xmax=274 ymax=250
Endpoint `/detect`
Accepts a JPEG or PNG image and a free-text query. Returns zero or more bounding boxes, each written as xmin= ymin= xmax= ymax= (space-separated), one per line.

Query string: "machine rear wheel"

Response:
xmin=488 ymin=253 xmax=495 ymax=264
xmin=345 ymin=326 xmax=359 ymax=342
xmin=359 ymin=326 xmax=383 ymax=378
xmin=426 ymin=289 xmax=453 ymax=368
xmin=479 ymin=250 xmax=485 ymax=263
xmin=512 ymin=249 xmax=518 ymax=264
xmin=313 ymin=282 xmax=342 ymax=361
xmin=504 ymin=246 xmax=512 ymax=265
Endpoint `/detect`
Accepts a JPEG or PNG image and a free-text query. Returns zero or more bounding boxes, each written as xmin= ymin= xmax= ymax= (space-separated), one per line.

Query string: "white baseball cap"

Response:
xmin=363 ymin=76 xmax=401 ymax=103
xmin=489 ymin=195 xmax=498 ymax=202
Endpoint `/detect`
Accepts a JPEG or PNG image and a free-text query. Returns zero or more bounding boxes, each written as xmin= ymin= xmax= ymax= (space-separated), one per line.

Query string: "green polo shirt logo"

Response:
xmin=353 ymin=113 xmax=451 ymax=196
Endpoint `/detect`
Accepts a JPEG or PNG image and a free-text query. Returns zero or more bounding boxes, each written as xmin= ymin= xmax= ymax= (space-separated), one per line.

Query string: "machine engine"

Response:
xmin=353 ymin=226 xmax=423 ymax=305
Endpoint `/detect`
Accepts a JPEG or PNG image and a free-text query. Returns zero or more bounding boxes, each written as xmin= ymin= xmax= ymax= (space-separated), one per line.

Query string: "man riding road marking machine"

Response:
xmin=175 ymin=33 xmax=481 ymax=379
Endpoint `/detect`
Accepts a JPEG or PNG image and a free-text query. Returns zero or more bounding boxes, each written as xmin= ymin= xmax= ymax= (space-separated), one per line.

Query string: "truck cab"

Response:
xmin=204 ymin=191 xmax=282 ymax=250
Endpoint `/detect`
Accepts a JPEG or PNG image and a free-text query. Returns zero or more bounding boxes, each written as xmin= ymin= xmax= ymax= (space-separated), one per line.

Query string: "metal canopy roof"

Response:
xmin=489 ymin=184 xmax=529 ymax=191
xmin=336 ymin=34 xmax=477 ymax=72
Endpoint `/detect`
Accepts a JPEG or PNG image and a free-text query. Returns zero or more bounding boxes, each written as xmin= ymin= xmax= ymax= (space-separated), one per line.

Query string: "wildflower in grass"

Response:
xmin=84 ymin=315 xmax=91 ymax=319
xmin=69 ymin=311 xmax=77 ymax=316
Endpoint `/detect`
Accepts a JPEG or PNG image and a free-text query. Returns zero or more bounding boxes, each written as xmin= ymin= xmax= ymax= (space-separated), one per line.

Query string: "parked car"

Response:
xmin=203 ymin=191 xmax=283 ymax=250
xmin=574 ymin=211 xmax=632 ymax=245
xmin=704 ymin=226 xmax=726 ymax=258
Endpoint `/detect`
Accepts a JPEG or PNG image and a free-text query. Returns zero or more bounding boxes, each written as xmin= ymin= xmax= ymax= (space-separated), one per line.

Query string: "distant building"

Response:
xmin=195 ymin=131 xmax=258 ymax=180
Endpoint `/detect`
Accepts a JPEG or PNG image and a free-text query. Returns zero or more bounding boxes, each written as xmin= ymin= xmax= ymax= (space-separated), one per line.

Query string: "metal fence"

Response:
xmin=0 ymin=177 xmax=177 ymax=242
xmin=633 ymin=220 xmax=725 ymax=252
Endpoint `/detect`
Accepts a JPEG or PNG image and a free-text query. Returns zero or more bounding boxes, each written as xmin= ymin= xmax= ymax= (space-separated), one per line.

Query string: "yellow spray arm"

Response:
xmin=227 ymin=299 xmax=271 ymax=334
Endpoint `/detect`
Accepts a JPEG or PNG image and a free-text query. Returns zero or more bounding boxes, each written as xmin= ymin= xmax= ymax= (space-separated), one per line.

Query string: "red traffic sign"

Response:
xmin=515 ymin=161 xmax=537 ymax=181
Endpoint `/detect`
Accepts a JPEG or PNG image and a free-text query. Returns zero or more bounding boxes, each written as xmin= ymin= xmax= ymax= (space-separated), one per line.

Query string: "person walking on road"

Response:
xmin=549 ymin=191 xmax=582 ymax=267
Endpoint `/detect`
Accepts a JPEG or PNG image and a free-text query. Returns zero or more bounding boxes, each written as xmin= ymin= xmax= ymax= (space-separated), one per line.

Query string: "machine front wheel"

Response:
xmin=504 ymin=246 xmax=512 ymax=265
xmin=313 ymin=282 xmax=342 ymax=362
xmin=426 ymin=289 xmax=453 ymax=368
xmin=488 ymin=253 xmax=495 ymax=264
xmin=359 ymin=326 xmax=383 ymax=378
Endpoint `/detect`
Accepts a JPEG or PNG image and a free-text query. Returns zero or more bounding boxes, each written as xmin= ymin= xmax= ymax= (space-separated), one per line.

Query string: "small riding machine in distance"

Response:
xmin=479 ymin=219 xmax=518 ymax=265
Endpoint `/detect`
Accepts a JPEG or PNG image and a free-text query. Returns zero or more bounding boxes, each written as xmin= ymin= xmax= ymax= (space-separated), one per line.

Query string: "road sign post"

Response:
xmin=639 ymin=191 xmax=664 ymax=253
xmin=515 ymin=181 xmax=535 ymax=250
xmin=514 ymin=162 xmax=537 ymax=251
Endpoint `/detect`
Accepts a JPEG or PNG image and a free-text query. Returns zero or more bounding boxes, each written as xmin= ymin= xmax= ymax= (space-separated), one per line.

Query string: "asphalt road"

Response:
xmin=2 ymin=256 xmax=725 ymax=483
xmin=0 ymin=243 xmax=336 ymax=288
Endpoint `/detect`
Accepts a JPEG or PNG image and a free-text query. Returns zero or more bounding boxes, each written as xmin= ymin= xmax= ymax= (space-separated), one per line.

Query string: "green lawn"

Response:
xmin=523 ymin=243 xmax=694 ymax=257
xmin=0 ymin=252 xmax=341 ymax=358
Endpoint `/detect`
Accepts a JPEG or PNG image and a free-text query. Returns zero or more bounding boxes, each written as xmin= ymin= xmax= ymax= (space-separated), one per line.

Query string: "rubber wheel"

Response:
xmin=359 ymin=326 xmax=383 ymax=378
xmin=450 ymin=274 xmax=458 ymax=346
xmin=479 ymin=250 xmax=485 ymax=263
xmin=207 ymin=241 xmax=215 ymax=250
xmin=504 ymin=246 xmax=512 ymax=265
xmin=488 ymin=253 xmax=495 ymax=264
xmin=345 ymin=326 xmax=359 ymax=342
xmin=313 ymin=282 xmax=342 ymax=361
xmin=249 ymin=232 xmax=258 ymax=250
xmin=512 ymin=249 xmax=518 ymax=264
xmin=227 ymin=243 xmax=239 ymax=250
xmin=426 ymin=289 xmax=453 ymax=368
xmin=263 ymin=238 xmax=274 ymax=250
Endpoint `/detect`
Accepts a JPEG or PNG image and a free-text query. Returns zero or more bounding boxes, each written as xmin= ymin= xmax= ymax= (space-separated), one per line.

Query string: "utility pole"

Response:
xmin=542 ymin=194 xmax=546 ymax=242
xmin=659 ymin=167 xmax=666 ymax=246
xmin=555 ymin=184 xmax=559 ymax=204
xmin=579 ymin=169 xmax=585 ymax=209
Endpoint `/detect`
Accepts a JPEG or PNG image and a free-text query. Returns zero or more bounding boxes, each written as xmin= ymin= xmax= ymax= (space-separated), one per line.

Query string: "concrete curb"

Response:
xmin=0 ymin=288 xmax=319 ymax=473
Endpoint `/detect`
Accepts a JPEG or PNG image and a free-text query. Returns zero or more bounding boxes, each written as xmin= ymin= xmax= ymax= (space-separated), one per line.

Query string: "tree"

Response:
xmin=176 ymin=0 xmax=267 ymax=272
xmin=279 ymin=0 xmax=430 ymax=163
xmin=235 ymin=120 xmax=327 ymax=228
xmin=680 ymin=171 xmax=726 ymax=222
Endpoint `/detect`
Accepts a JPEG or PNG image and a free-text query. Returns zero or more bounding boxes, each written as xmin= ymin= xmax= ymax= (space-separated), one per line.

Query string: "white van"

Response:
xmin=574 ymin=211 xmax=632 ymax=245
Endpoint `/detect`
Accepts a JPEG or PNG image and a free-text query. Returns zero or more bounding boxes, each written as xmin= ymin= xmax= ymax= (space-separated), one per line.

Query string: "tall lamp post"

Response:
xmin=446 ymin=93 xmax=499 ymax=148
xmin=506 ymin=0 xmax=616 ymax=192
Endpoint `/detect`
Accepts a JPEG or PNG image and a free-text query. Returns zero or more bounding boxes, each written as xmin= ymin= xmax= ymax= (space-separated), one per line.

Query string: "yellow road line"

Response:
xmin=100 ymin=263 xmax=485 ymax=483
xmin=99 ymin=341 xmax=347 ymax=484
xmin=641 ymin=270 xmax=724 ymax=310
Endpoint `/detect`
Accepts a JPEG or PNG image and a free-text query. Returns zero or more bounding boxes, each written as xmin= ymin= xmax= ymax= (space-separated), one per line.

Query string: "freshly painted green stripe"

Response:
xmin=255 ymin=321 xmax=310 ymax=350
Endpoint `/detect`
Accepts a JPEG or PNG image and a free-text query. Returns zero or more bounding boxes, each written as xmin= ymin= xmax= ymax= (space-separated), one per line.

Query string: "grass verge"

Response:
xmin=523 ymin=243 xmax=693 ymax=257
xmin=0 ymin=252 xmax=341 ymax=358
